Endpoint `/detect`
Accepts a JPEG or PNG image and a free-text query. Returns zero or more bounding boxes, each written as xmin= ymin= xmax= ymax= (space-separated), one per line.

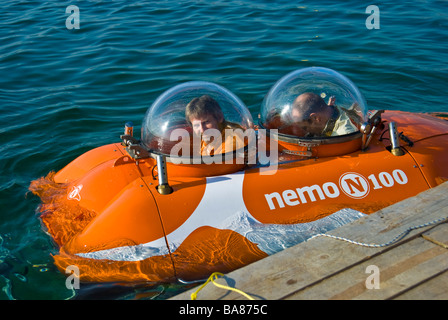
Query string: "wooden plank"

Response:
xmin=393 ymin=270 xmax=448 ymax=300
xmin=422 ymin=223 xmax=448 ymax=248
xmin=285 ymin=236 xmax=448 ymax=300
xmin=171 ymin=182 xmax=448 ymax=300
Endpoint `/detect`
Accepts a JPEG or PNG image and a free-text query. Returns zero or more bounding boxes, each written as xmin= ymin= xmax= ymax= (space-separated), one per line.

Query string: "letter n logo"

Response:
xmin=339 ymin=172 xmax=370 ymax=199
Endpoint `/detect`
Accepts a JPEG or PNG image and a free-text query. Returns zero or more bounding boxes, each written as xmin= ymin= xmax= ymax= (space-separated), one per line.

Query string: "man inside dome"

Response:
xmin=288 ymin=92 xmax=358 ymax=137
xmin=185 ymin=94 xmax=244 ymax=156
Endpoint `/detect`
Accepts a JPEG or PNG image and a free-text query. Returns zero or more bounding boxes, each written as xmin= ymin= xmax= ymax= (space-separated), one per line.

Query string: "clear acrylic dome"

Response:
xmin=260 ymin=67 xmax=367 ymax=139
xmin=141 ymin=81 xmax=254 ymax=157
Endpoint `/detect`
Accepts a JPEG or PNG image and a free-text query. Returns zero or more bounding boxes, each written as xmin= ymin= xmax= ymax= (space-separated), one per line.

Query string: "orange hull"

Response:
xmin=30 ymin=110 xmax=448 ymax=283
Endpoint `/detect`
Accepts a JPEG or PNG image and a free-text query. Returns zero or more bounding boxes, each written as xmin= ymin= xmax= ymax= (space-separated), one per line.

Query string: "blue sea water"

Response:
xmin=0 ymin=0 xmax=447 ymax=300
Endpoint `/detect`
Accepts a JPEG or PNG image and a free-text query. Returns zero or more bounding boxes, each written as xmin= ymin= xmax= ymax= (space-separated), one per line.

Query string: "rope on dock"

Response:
xmin=190 ymin=272 xmax=255 ymax=300
xmin=308 ymin=216 xmax=448 ymax=248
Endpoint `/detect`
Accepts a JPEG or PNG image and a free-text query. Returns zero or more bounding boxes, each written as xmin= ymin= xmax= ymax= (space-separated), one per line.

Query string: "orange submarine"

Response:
xmin=30 ymin=67 xmax=448 ymax=284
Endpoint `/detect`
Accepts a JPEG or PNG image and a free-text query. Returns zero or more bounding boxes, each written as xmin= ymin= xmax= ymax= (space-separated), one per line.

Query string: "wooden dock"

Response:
xmin=171 ymin=182 xmax=448 ymax=300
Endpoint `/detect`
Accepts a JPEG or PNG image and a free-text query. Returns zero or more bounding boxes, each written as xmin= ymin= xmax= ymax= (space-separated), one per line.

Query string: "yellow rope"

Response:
xmin=190 ymin=272 xmax=255 ymax=300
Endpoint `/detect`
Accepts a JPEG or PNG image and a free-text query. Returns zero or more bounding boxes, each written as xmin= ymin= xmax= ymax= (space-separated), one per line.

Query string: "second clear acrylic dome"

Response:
xmin=260 ymin=67 xmax=368 ymax=139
